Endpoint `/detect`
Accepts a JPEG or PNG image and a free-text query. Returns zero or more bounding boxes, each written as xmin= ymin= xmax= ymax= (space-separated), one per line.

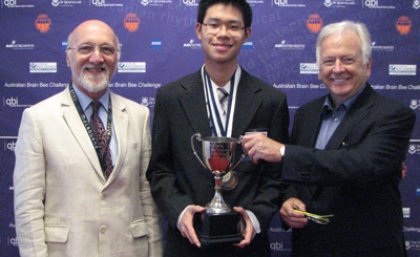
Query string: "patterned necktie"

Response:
xmin=217 ymin=87 xmax=229 ymax=116
xmin=90 ymin=101 xmax=113 ymax=179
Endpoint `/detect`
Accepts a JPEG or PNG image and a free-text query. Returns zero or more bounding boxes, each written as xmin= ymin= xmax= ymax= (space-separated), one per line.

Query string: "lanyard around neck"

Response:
xmin=203 ymin=68 xmax=236 ymax=137
xmin=69 ymin=85 xmax=112 ymax=169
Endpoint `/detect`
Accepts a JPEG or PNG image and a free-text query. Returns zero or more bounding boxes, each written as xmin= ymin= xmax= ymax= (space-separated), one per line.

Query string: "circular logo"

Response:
xmin=35 ymin=14 xmax=51 ymax=33
xmin=124 ymin=13 xmax=140 ymax=32
xmin=396 ymin=16 xmax=411 ymax=35
xmin=306 ymin=13 xmax=323 ymax=33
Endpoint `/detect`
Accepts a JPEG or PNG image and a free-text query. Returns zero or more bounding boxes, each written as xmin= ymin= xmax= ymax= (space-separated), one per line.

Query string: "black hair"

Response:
xmin=197 ymin=0 xmax=252 ymax=28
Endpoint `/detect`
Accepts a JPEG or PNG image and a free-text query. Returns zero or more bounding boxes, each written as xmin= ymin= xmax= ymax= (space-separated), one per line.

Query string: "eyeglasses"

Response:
xmin=67 ymin=44 xmax=118 ymax=56
xmin=201 ymin=21 xmax=245 ymax=34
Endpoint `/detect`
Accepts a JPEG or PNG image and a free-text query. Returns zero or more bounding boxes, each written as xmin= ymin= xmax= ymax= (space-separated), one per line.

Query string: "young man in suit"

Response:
xmin=242 ymin=20 xmax=416 ymax=257
xmin=146 ymin=0 xmax=289 ymax=256
xmin=13 ymin=20 xmax=162 ymax=257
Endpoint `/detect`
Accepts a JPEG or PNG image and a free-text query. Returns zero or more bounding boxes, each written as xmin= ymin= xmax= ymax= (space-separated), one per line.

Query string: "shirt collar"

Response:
xmin=72 ymin=83 xmax=110 ymax=112
xmin=322 ymin=83 xmax=366 ymax=112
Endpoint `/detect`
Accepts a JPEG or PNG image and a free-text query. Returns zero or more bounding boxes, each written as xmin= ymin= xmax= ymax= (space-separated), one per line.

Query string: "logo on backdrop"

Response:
xmin=406 ymin=241 xmax=420 ymax=251
xmin=270 ymin=241 xmax=292 ymax=252
xmin=363 ymin=0 xmax=396 ymax=9
xmin=90 ymin=0 xmax=123 ymax=7
xmin=124 ymin=13 xmax=140 ymax=32
xmin=275 ymin=40 xmax=305 ymax=50
xmin=182 ymin=0 xmax=198 ymax=6
xmin=306 ymin=14 xmax=322 ymax=33
xmin=35 ymin=14 xmax=51 ymax=33
xmin=371 ymin=41 xmax=394 ymax=52
xmin=408 ymin=141 xmax=420 ymax=155
xmin=183 ymin=39 xmax=201 ymax=49
xmin=323 ymin=0 xmax=356 ymax=8
xmin=29 ymin=62 xmax=57 ymax=73
xmin=140 ymin=96 xmax=156 ymax=109
xmin=409 ymin=99 xmax=420 ymax=110
xmin=396 ymin=16 xmax=412 ymax=35
xmin=272 ymin=0 xmax=305 ymax=7
xmin=2 ymin=97 xmax=31 ymax=108
xmin=117 ymin=62 xmax=146 ymax=73
xmin=51 ymin=0 xmax=82 ymax=7
xmin=3 ymin=139 xmax=17 ymax=152
xmin=139 ymin=0 xmax=172 ymax=7
xmin=5 ymin=40 xmax=35 ymax=50
xmin=413 ymin=0 xmax=420 ymax=9
xmin=388 ymin=64 xmax=417 ymax=76
xmin=150 ymin=40 xmax=162 ymax=49
xmin=3 ymin=0 xmax=34 ymax=8
xmin=300 ymin=63 xmax=319 ymax=74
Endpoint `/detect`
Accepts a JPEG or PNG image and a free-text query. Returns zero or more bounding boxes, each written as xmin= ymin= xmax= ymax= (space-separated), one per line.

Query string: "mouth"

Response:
xmin=84 ymin=65 xmax=107 ymax=74
xmin=212 ymin=42 xmax=233 ymax=51
xmin=330 ymin=77 xmax=349 ymax=85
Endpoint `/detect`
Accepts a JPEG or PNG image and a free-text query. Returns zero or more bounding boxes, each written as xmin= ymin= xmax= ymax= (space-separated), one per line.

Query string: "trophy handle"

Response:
xmin=230 ymin=153 xmax=245 ymax=171
xmin=191 ymin=133 xmax=208 ymax=169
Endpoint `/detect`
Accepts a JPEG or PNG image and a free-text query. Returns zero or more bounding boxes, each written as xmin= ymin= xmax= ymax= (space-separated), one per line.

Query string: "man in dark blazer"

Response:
xmin=242 ymin=21 xmax=416 ymax=257
xmin=146 ymin=0 xmax=289 ymax=256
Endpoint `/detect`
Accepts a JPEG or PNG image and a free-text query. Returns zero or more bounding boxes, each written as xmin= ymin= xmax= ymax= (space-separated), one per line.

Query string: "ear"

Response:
xmin=366 ymin=57 xmax=372 ymax=77
xmin=66 ymin=52 xmax=71 ymax=67
xmin=195 ymin=23 xmax=203 ymax=40
xmin=244 ymin=27 xmax=252 ymax=40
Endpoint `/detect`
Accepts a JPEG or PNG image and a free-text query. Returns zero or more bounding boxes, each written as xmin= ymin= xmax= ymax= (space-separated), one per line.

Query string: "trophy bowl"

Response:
xmin=191 ymin=133 xmax=244 ymax=245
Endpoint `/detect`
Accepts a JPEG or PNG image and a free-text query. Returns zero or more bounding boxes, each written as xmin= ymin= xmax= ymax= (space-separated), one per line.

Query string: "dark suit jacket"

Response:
xmin=282 ymin=85 xmax=416 ymax=257
xmin=146 ymin=69 xmax=289 ymax=257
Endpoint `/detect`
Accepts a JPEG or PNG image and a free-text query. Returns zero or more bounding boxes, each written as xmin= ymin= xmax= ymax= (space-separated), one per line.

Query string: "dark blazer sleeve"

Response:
xmin=282 ymin=90 xmax=416 ymax=186
xmin=146 ymin=86 xmax=194 ymax=228
xmin=245 ymin=91 xmax=289 ymax=231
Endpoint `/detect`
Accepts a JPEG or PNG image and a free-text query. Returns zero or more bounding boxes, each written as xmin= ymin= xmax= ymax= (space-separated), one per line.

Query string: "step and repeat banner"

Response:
xmin=0 ymin=0 xmax=419 ymax=256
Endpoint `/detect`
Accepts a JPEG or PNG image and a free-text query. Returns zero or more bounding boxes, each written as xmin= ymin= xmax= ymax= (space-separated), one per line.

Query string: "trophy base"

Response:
xmin=195 ymin=212 xmax=243 ymax=246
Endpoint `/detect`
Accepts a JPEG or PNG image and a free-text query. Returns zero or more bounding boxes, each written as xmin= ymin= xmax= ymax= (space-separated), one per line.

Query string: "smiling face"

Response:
xmin=318 ymin=30 xmax=372 ymax=106
xmin=196 ymin=3 xmax=250 ymax=68
xmin=66 ymin=20 xmax=119 ymax=99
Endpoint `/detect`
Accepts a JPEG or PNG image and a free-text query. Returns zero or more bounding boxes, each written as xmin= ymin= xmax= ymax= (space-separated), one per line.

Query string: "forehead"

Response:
xmin=204 ymin=3 xmax=244 ymax=23
xmin=70 ymin=23 xmax=116 ymax=46
xmin=320 ymin=30 xmax=362 ymax=56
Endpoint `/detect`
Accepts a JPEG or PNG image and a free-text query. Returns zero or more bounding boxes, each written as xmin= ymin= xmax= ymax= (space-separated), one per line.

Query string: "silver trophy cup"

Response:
xmin=191 ymin=133 xmax=244 ymax=245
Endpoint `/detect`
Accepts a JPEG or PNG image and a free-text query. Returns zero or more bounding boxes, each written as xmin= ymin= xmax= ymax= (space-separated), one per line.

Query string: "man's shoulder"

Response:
xmin=28 ymin=88 xmax=69 ymax=111
xmin=241 ymin=70 xmax=287 ymax=98
xmin=110 ymin=92 xmax=149 ymax=113
xmin=161 ymin=71 xmax=201 ymax=92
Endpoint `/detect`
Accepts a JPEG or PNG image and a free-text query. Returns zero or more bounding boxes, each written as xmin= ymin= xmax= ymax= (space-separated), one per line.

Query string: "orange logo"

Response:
xmin=124 ymin=13 xmax=140 ymax=32
xmin=35 ymin=14 xmax=51 ymax=33
xmin=306 ymin=13 xmax=323 ymax=33
xmin=396 ymin=16 xmax=411 ymax=35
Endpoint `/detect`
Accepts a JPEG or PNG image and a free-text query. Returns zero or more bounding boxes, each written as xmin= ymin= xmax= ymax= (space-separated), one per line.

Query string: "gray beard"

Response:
xmin=77 ymin=70 xmax=109 ymax=93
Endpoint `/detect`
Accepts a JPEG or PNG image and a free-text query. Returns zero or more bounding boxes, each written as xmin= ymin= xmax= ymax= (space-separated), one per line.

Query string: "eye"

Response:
xmin=208 ymin=22 xmax=220 ymax=29
xmin=342 ymin=57 xmax=355 ymax=64
xmin=228 ymin=24 xmax=241 ymax=31
xmin=322 ymin=59 xmax=334 ymax=66
xmin=77 ymin=45 xmax=94 ymax=54
xmin=100 ymin=45 xmax=116 ymax=55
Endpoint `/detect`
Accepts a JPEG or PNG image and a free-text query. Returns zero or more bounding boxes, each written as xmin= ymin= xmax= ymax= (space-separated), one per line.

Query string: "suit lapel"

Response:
xmin=61 ymin=88 xmax=104 ymax=179
xmin=325 ymin=85 xmax=375 ymax=150
xmin=231 ymin=70 xmax=264 ymax=138
xmin=179 ymin=71 xmax=212 ymax=137
xmin=105 ymin=93 xmax=128 ymax=184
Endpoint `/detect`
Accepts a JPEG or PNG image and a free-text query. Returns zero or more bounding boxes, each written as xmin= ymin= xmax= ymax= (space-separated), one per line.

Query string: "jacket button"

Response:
xmin=100 ymin=225 xmax=107 ymax=234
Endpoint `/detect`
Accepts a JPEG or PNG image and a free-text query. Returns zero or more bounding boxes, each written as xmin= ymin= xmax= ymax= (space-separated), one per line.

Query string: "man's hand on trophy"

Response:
xmin=242 ymin=133 xmax=284 ymax=164
xmin=177 ymin=205 xmax=206 ymax=248
xmin=233 ymin=206 xmax=254 ymax=248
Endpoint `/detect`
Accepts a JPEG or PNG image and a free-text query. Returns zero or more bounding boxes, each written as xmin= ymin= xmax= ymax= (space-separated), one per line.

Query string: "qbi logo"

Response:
xmin=92 ymin=0 xmax=105 ymax=6
xmin=182 ymin=0 xmax=198 ymax=6
xmin=8 ymin=236 xmax=19 ymax=247
xmin=273 ymin=0 xmax=288 ymax=6
xmin=364 ymin=0 xmax=378 ymax=7
xmin=4 ymin=96 xmax=19 ymax=107
xmin=413 ymin=0 xmax=420 ymax=9
xmin=5 ymin=140 xmax=17 ymax=152
xmin=4 ymin=0 xmax=17 ymax=7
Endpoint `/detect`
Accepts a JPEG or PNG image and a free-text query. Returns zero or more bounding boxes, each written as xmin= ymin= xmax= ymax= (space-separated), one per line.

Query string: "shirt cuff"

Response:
xmin=246 ymin=210 xmax=261 ymax=237
xmin=177 ymin=205 xmax=191 ymax=231
xmin=280 ymin=144 xmax=286 ymax=157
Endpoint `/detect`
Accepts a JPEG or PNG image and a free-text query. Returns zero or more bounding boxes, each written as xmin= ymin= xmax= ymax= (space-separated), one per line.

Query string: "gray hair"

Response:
xmin=316 ymin=20 xmax=372 ymax=66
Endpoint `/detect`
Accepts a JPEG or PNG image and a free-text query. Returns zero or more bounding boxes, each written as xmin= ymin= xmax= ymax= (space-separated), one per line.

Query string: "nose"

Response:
xmin=89 ymin=48 xmax=104 ymax=63
xmin=332 ymin=59 xmax=345 ymax=73
xmin=217 ymin=25 xmax=229 ymax=37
